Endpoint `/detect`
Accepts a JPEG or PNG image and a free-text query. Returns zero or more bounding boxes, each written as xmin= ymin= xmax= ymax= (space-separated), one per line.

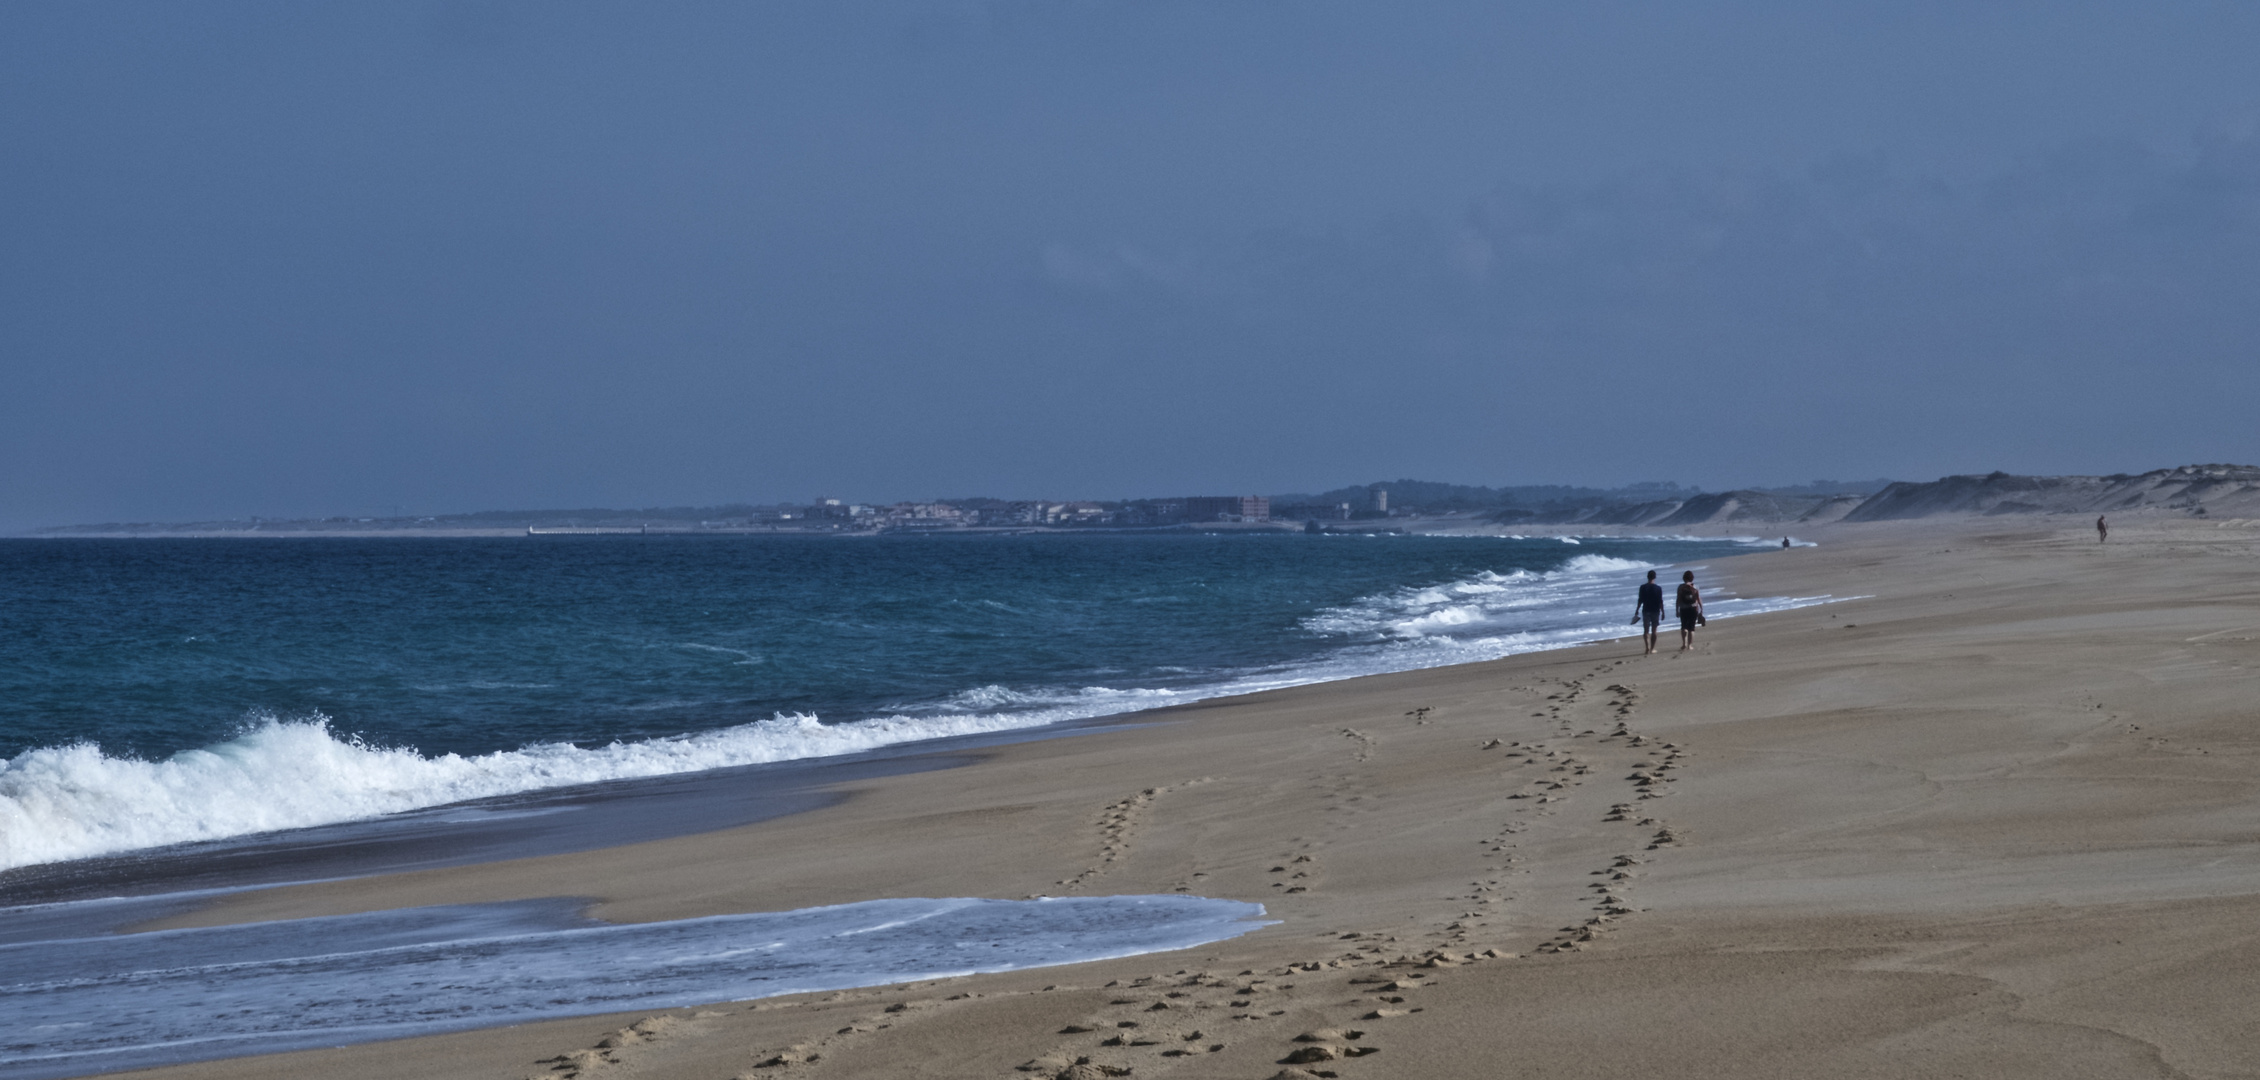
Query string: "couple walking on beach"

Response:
xmin=1632 ymin=569 xmax=1704 ymax=655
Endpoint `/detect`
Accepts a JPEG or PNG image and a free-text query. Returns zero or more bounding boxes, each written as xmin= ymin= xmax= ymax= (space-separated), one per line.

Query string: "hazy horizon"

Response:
xmin=6 ymin=460 xmax=2238 ymax=531
xmin=6 ymin=3 xmax=2258 ymax=531
xmin=40 ymin=467 xmax=2244 ymax=531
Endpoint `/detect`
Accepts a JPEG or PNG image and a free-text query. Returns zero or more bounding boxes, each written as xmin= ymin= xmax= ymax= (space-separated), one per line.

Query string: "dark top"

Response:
xmin=1676 ymin=582 xmax=1701 ymax=612
xmin=1637 ymin=582 xmax=1664 ymax=612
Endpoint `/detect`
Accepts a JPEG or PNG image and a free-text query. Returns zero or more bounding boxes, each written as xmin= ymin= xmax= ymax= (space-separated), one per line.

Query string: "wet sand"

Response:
xmin=113 ymin=514 xmax=2260 ymax=1079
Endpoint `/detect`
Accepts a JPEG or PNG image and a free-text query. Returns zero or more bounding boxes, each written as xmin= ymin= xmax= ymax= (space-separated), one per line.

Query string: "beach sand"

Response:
xmin=114 ymin=515 xmax=2260 ymax=1079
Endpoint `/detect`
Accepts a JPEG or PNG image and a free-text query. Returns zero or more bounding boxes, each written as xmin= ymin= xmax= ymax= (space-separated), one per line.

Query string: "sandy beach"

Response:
xmin=108 ymin=513 xmax=2260 ymax=1079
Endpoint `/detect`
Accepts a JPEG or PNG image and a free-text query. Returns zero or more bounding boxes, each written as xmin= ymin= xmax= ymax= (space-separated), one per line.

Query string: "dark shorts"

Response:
xmin=1678 ymin=608 xmax=1701 ymax=631
xmin=1640 ymin=609 xmax=1662 ymax=629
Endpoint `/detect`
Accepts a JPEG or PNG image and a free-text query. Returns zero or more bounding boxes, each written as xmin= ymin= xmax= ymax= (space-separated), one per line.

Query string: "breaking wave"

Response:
xmin=0 ymin=707 xmax=1121 ymax=871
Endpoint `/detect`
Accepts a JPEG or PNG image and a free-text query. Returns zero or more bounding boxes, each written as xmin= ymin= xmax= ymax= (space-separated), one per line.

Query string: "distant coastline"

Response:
xmin=19 ymin=464 xmax=2257 ymax=538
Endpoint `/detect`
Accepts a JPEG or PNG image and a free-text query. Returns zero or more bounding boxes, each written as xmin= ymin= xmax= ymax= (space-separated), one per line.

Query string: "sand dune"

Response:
xmin=116 ymin=514 xmax=2260 ymax=1080
xmin=1846 ymin=463 xmax=2260 ymax=521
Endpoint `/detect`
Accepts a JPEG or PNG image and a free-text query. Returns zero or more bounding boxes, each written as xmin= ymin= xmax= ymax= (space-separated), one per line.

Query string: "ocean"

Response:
xmin=0 ymin=531 xmax=1829 ymax=1076
xmin=0 ymin=532 xmax=1819 ymax=873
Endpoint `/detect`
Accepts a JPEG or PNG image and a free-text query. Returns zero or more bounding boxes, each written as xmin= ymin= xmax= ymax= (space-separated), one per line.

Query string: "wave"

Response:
xmin=0 ymin=552 xmax=1837 ymax=873
xmin=0 ymin=707 xmax=1149 ymax=872
xmin=1287 ymin=553 xmax=1835 ymax=678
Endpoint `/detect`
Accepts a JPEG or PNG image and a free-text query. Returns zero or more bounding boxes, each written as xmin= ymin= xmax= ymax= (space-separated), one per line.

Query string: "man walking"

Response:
xmin=1632 ymin=570 xmax=1665 ymax=655
xmin=2097 ymin=515 xmax=2108 ymax=543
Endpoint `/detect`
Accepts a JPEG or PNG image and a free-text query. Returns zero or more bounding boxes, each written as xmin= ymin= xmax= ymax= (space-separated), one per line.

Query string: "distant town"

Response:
xmin=43 ymin=490 xmax=1421 ymax=538
xmin=741 ymin=494 xmax=1294 ymax=531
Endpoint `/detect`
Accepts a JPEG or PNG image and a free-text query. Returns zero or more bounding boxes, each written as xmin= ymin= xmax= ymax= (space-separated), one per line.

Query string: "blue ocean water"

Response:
xmin=0 ymin=533 xmax=1819 ymax=871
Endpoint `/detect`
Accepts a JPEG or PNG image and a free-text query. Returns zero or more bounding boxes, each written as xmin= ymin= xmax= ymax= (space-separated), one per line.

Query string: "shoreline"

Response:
xmin=59 ymin=514 xmax=2260 ymax=1078
xmin=0 ymin=533 xmax=1798 ymax=876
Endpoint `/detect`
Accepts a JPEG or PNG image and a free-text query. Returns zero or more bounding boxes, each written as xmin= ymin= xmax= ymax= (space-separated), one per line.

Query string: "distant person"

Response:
xmin=1631 ymin=570 xmax=1665 ymax=654
xmin=2097 ymin=515 xmax=2108 ymax=543
xmin=1676 ymin=570 xmax=1705 ymax=650
xmin=1782 ymin=536 xmax=1791 ymax=549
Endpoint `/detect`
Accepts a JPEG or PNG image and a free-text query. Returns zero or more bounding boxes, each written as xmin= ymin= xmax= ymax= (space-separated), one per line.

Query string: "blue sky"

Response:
xmin=4 ymin=2 xmax=2257 ymax=527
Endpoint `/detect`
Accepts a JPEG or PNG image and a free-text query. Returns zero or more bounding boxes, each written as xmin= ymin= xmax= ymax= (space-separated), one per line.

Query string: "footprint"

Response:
xmin=534 ymin=1013 xmax=698 ymax=1078
xmin=1055 ymin=780 xmax=1215 ymax=893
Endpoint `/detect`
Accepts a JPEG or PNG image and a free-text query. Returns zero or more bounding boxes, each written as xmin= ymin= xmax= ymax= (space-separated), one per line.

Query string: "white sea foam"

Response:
xmin=0 ymin=551 xmax=1839 ymax=872
xmin=0 ymin=708 xmax=1140 ymax=872
xmin=1283 ymin=552 xmax=1836 ymax=683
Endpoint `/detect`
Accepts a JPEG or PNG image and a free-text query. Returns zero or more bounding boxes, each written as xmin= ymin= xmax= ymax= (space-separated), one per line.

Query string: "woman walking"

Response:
xmin=1676 ymin=570 xmax=1706 ymax=650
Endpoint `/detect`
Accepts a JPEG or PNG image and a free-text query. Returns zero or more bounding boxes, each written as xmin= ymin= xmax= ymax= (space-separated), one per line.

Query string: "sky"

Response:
xmin=4 ymin=1 xmax=2258 ymax=528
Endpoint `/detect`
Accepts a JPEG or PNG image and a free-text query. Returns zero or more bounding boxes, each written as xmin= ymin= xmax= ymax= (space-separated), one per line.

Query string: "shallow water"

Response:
xmin=0 ymin=893 xmax=1271 ymax=1079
